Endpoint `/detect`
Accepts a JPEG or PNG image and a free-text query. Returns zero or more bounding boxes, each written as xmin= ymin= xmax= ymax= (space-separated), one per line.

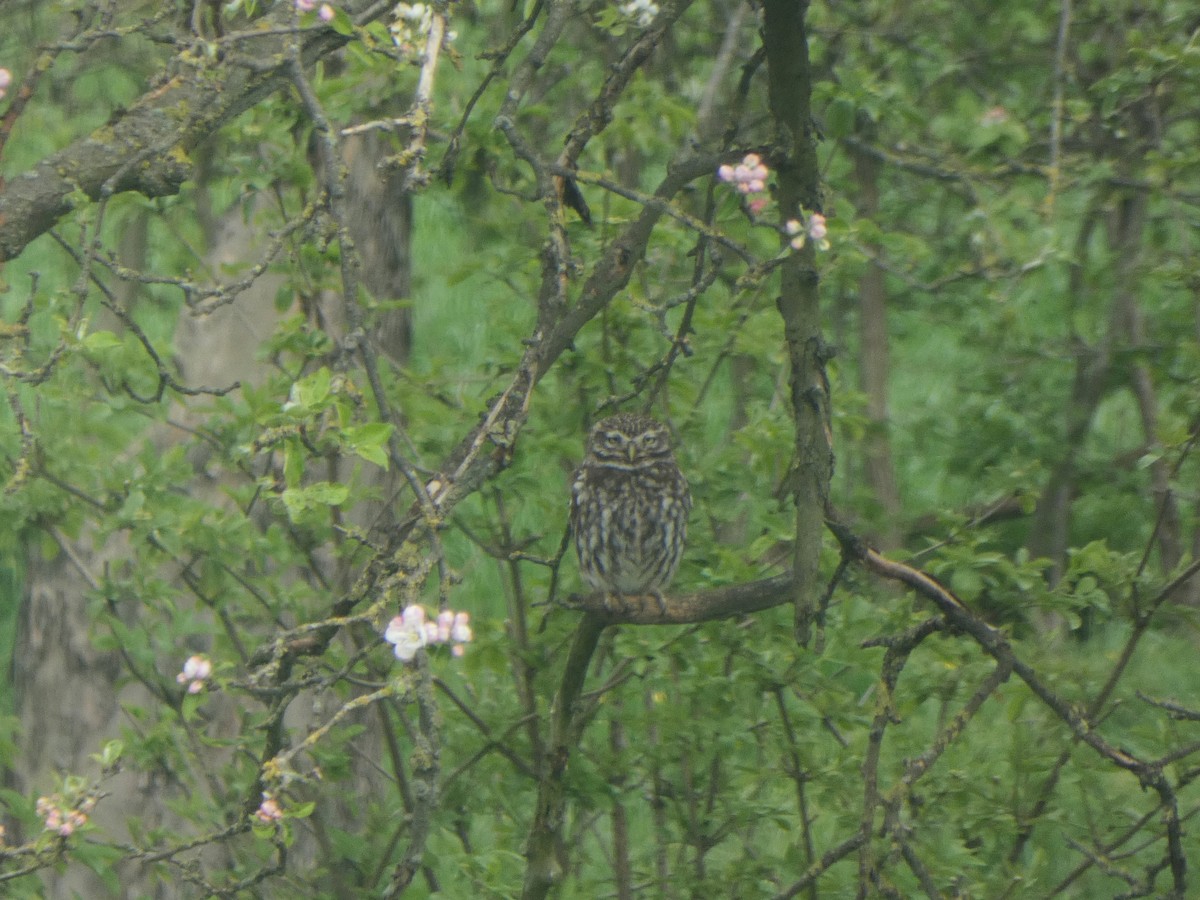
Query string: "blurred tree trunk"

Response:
xmin=1026 ymin=191 xmax=1135 ymax=584
xmin=1125 ymin=264 xmax=1182 ymax=575
xmin=10 ymin=110 xmax=415 ymax=900
xmin=850 ymin=138 xmax=902 ymax=550
xmin=1027 ymin=27 xmax=1185 ymax=589
xmin=12 ymin=542 xmax=168 ymax=898
xmin=344 ymin=130 xmax=414 ymax=367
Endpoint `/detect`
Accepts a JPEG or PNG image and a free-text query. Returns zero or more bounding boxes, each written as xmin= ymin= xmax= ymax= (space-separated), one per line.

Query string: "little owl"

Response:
xmin=570 ymin=413 xmax=691 ymax=611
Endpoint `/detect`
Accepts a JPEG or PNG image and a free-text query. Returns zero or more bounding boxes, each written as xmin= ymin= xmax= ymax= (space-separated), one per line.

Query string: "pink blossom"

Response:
xmin=620 ymin=0 xmax=659 ymax=27
xmin=384 ymin=605 xmax=474 ymax=662
xmin=63 ymin=810 xmax=87 ymax=835
xmin=385 ymin=612 xmax=427 ymax=662
xmin=176 ymin=654 xmax=213 ymax=693
xmin=295 ymin=0 xmax=318 ymax=10
xmin=785 ymin=213 xmax=830 ymax=251
xmin=36 ymin=795 xmax=89 ymax=837
xmin=0 ymin=68 xmax=11 ymax=101
xmin=319 ymin=3 xmax=335 ymax=20
xmin=787 ymin=219 xmax=805 ymax=250
xmin=451 ymin=612 xmax=472 ymax=644
xmin=717 ymin=153 xmax=771 ymax=195
xmin=255 ymin=793 xmax=284 ymax=824
xmin=437 ymin=609 xmax=454 ymax=642
xmin=37 ymin=797 xmax=61 ymax=832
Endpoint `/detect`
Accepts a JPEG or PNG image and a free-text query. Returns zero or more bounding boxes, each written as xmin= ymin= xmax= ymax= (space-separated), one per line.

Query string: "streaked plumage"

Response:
xmin=570 ymin=413 xmax=690 ymax=606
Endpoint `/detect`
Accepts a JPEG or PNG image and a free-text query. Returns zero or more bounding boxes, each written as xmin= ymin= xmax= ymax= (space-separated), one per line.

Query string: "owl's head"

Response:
xmin=586 ymin=413 xmax=674 ymax=467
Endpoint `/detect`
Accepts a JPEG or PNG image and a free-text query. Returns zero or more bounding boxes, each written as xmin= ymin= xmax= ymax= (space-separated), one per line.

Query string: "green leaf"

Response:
xmin=95 ymin=740 xmax=124 ymax=769
xmin=289 ymin=800 xmax=316 ymax=819
xmin=824 ymin=96 xmax=856 ymax=138
xmin=280 ymin=481 xmax=350 ymax=520
xmin=285 ymin=367 xmax=332 ymax=413
xmin=283 ymin=443 xmax=304 ymax=488
xmin=328 ymin=7 xmax=355 ymax=36
xmin=81 ymin=330 xmax=123 ymax=352
xmin=344 ymin=423 xmax=394 ymax=469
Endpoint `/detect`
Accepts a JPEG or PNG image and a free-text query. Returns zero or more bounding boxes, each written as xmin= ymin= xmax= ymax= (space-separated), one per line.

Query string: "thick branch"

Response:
xmin=568 ymin=573 xmax=798 ymax=624
xmin=0 ymin=1 xmax=390 ymax=262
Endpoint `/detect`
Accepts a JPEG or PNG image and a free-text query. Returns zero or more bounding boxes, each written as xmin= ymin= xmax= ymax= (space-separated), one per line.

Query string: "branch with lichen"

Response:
xmin=0 ymin=0 xmax=393 ymax=262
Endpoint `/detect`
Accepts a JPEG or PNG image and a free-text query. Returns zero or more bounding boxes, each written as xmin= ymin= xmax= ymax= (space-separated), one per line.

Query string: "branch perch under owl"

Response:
xmin=568 ymin=572 xmax=799 ymax=624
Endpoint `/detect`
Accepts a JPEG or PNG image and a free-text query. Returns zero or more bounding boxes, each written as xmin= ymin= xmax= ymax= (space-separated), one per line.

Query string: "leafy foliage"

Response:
xmin=0 ymin=0 xmax=1199 ymax=898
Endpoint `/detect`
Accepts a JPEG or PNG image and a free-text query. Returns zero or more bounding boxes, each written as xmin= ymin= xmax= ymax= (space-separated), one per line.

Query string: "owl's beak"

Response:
xmin=627 ymin=444 xmax=637 ymax=462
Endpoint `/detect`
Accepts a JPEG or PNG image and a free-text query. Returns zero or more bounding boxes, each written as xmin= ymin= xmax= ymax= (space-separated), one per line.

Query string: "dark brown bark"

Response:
xmin=569 ymin=572 xmax=799 ymax=624
xmin=762 ymin=0 xmax=832 ymax=645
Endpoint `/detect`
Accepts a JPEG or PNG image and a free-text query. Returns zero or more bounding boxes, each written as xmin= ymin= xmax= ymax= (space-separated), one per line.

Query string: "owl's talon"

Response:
xmin=600 ymin=592 xmax=625 ymax=614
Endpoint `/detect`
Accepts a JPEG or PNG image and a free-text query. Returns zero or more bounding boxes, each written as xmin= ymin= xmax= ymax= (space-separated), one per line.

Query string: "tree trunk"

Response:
xmin=851 ymin=140 xmax=902 ymax=550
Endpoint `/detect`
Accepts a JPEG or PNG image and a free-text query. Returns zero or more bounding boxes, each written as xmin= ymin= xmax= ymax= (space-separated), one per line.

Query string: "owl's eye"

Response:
xmin=641 ymin=433 xmax=660 ymax=446
xmin=603 ymin=433 xmax=623 ymax=447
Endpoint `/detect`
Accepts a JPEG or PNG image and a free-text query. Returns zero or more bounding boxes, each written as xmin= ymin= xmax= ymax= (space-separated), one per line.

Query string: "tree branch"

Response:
xmin=0 ymin=1 xmax=391 ymax=262
xmin=567 ymin=572 xmax=798 ymax=624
